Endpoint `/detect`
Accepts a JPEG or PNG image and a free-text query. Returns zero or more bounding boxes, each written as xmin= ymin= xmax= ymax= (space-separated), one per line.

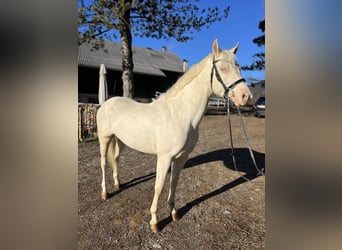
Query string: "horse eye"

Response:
xmin=220 ymin=67 xmax=228 ymax=73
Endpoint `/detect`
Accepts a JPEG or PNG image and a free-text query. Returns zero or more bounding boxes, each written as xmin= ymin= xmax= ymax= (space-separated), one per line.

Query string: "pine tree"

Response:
xmin=78 ymin=0 xmax=230 ymax=98
xmin=242 ymin=19 xmax=265 ymax=71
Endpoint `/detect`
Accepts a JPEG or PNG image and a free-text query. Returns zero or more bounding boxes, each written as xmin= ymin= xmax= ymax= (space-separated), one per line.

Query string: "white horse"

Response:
xmin=96 ymin=39 xmax=252 ymax=232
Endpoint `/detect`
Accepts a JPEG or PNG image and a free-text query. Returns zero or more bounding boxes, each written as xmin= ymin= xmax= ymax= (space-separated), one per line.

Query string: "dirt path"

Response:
xmin=78 ymin=114 xmax=265 ymax=249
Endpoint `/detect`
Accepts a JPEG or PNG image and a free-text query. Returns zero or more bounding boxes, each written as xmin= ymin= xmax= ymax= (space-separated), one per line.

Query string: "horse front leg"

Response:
xmin=168 ymin=154 xmax=188 ymax=221
xmin=150 ymin=155 xmax=172 ymax=233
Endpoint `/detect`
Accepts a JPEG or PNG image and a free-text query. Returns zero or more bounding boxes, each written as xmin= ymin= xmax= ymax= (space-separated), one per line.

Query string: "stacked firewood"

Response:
xmin=78 ymin=103 xmax=101 ymax=141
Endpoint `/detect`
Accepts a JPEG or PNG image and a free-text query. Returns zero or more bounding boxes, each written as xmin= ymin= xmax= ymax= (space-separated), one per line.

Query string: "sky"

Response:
xmin=81 ymin=0 xmax=265 ymax=82
xmin=130 ymin=0 xmax=265 ymax=82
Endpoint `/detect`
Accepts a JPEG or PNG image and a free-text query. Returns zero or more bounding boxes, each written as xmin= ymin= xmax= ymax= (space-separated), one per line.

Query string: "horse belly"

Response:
xmin=112 ymin=113 xmax=187 ymax=156
xmin=113 ymin=121 xmax=158 ymax=154
xmin=105 ymin=100 xmax=160 ymax=154
xmin=98 ymin=97 xmax=183 ymax=155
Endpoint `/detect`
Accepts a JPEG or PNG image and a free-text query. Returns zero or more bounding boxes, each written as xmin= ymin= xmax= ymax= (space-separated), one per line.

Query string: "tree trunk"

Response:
xmin=120 ymin=3 xmax=134 ymax=98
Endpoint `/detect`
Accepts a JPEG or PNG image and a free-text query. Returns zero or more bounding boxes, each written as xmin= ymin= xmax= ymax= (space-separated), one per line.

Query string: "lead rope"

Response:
xmin=226 ymin=98 xmax=265 ymax=181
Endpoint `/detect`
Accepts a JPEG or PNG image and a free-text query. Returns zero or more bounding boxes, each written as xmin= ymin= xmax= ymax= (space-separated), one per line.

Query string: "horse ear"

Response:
xmin=212 ymin=39 xmax=220 ymax=57
xmin=230 ymin=42 xmax=239 ymax=54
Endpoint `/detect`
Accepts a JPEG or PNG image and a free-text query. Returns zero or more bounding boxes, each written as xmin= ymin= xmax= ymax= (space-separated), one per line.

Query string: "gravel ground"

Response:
xmin=78 ymin=114 xmax=265 ymax=249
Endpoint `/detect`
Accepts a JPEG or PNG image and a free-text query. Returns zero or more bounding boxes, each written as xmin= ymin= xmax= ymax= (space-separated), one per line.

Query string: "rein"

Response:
xmin=210 ymin=57 xmax=264 ymax=180
xmin=226 ymin=98 xmax=265 ymax=181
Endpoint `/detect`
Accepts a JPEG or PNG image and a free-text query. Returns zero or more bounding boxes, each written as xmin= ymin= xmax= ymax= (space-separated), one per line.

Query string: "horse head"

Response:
xmin=210 ymin=39 xmax=252 ymax=106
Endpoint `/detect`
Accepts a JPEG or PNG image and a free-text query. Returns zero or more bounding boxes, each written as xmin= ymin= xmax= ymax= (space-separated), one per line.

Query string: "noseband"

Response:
xmin=210 ymin=58 xmax=245 ymax=99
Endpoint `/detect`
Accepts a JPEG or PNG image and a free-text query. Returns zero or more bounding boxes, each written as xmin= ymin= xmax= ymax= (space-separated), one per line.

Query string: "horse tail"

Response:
xmin=107 ymin=136 xmax=123 ymax=189
xmin=107 ymin=136 xmax=117 ymax=163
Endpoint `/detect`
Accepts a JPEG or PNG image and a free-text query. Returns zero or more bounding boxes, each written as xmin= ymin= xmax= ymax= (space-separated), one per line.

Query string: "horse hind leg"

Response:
xmin=98 ymin=135 xmax=113 ymax=200
xmin=107 ymin=137 xmax=124 ymax=190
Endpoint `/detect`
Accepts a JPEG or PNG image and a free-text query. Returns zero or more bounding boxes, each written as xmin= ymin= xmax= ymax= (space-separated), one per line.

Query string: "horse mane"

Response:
xmin=159 ymin=54 xmax=212 ymax=100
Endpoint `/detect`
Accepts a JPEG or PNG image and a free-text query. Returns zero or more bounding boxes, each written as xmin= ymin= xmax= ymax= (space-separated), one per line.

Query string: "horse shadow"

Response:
xmin=158 ymin=148 xmax=265 ymax=231
xmin=107 ymin=172 xmax=156 ymax=199
xmin=106 ymin=148 xmax=265 ymax=232
xmin=185 ymin=147 xmax=265 ymax=175
xmin=108 ymin=148 xmax=264 ymax=199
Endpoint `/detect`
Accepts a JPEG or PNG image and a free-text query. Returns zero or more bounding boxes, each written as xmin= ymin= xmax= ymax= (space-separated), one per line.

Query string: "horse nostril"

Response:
xmin=242 ymin=93 xmax=249 ymax=101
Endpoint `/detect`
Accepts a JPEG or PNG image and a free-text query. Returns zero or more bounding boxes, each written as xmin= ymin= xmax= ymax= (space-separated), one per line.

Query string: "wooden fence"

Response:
xmin=78 ymin=103 xmax=100 ymax=141
xmin=208 ymin=96 xmax=227 ymax=107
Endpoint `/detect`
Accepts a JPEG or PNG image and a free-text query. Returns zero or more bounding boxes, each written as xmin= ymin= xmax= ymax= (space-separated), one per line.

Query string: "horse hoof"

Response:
xmin=171 ymin=212 xmax=179 ymax=221
xmin=150 ymin=223 xmax=160 ymax=233
xmin=114 ymin=184 xmax=121 ymax=190
xmin=101 ymin=192 xmax=108 ymax=200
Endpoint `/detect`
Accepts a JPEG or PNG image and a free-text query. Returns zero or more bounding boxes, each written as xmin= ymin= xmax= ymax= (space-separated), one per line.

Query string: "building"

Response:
xmin=78 ymin=40 xmax=187 ymax=103
xmin=248 ymin=80 xmax=265 ymax=104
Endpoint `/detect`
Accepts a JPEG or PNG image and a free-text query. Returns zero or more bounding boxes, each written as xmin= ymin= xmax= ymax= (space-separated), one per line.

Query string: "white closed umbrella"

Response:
xmin=98 ymin=64 xmax=108 ymax=105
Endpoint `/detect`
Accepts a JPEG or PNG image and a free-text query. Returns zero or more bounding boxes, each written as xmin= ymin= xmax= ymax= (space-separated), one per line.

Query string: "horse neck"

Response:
xmin=166 ymin=57 xmax=212 ymax=128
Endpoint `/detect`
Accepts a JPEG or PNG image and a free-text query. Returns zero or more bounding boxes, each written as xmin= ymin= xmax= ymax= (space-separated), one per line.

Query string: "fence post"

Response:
xmin=78 ymin=104 xmax=83 ymax=142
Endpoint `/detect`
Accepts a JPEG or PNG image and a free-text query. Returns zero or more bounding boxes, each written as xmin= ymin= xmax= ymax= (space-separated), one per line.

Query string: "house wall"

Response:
xmin=78 ymin=66 xmax=182 ymax=103
xmin=78 ymin=67 xmax=123 ymax=99
xmin=248 ymin=81 xmax=265 ymax=104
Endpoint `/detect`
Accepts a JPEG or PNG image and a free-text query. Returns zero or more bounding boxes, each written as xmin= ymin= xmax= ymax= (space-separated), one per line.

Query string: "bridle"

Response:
xmin=210 ymin=57 xmax=246 ymax=99
xmin=210 ymin=56 xmax=265 ymax=180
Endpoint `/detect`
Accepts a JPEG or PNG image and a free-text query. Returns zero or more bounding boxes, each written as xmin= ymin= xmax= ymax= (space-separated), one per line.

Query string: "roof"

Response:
xmin=78 ymin=40 xmax=184 ymax=77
